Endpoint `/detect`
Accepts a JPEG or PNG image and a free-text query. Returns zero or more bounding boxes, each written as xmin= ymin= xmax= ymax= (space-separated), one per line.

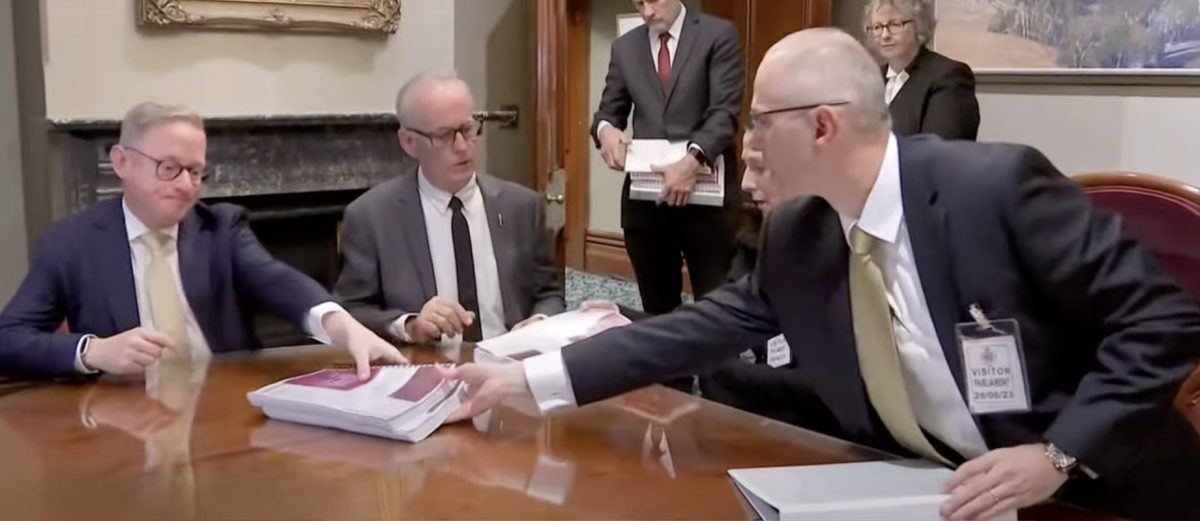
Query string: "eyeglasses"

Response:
xmin=866 ymin=19 xmax=913 ymax=35
xmin=121 ymin=145 xmax=209 ymax=183
xmin=404 ymin=120 xmax=484 ymax=148
xmin=747 ymin=101 xmax=851 ymax=131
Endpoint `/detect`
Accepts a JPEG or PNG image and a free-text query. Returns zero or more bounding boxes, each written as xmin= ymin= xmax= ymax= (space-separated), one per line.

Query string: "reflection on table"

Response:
xmin=0 ymin=344 xmax=1098 ymax=520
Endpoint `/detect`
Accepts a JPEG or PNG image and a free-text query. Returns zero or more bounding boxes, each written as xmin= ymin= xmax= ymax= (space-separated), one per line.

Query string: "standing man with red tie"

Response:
xmin=593 ymin=0 xmax=745 ymax=321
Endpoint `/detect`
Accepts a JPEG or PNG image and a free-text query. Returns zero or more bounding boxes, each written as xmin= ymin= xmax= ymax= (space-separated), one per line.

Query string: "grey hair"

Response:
xmin=393 ymin=72 xmax=470 ymax=128
xmin=863 ymin=0 xmax=937 ymax=46
xmin=763 ymin=28 xmax=891 ymax=134
xmin=118 ymin=102 xmax=204 ymax=146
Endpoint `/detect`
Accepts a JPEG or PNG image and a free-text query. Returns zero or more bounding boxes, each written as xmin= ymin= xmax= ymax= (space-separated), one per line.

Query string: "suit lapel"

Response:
xmin=898 ymin=138 xmax=968 ymax=394
xmin=631 ymin=26 xmax=666 ymax=104
xmin=664 ymin=13 xmax=700 ymax=105
xmin=478 ymin=175 xmax=520 ymax=327
xmin=886 ymin=48 xmax=931 ymax=134
xmin=801 ymin=205 xmax=880 ymax=439
xmin=398 ymin=171 xmax=437 ymax=300
xmin=176 ymin=210 xmax=218 ymax=350
xmin=91 ymin=199 xmax=140 ymax=333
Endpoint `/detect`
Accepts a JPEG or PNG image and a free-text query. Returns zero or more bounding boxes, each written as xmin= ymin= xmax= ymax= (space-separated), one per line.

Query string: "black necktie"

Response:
xmin=449 ymin=196 xmax=483 ymax=342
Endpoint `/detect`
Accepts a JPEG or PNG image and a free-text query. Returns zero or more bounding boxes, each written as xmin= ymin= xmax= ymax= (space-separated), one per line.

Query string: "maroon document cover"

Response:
xmin=389 ymin=366 xmax=443 ymax=401
xmin=287 ymin=368 xmax=379 ymax=391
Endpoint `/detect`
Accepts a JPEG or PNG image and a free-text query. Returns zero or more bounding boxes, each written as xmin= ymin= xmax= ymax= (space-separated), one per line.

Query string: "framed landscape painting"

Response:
xmin=931 ymin=0 xmax=1200 ymax=79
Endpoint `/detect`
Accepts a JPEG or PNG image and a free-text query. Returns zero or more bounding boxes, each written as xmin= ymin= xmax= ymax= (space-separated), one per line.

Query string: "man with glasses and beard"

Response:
xmin=335 ymin=73 xmax=564 ymax=346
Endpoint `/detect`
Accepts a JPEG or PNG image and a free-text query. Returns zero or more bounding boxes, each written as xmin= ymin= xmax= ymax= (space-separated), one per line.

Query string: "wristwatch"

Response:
xmin=1044 ymin=442 xmax=1078 ymax=474
xmin=686 ymin=144 xmax=707 ymax=166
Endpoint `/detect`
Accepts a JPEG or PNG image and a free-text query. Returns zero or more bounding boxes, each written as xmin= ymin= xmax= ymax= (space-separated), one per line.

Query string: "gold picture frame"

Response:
xmin=138 ymin=0 xmax=401 ymax=35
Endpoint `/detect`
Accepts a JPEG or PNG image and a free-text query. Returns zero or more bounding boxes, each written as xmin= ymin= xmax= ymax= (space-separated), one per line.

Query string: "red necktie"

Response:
xmin=657 ymin=32 xmax=671 ymax=90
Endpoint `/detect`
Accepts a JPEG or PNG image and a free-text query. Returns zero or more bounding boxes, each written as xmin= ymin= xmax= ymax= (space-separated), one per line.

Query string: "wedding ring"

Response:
xmin=987 ymin=489 xmax=1000 ymax=505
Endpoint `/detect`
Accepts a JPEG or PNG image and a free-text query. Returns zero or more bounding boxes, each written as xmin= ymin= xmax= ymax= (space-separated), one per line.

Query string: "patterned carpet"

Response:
xmin=564 ymin=268 xmax=692 ymax=311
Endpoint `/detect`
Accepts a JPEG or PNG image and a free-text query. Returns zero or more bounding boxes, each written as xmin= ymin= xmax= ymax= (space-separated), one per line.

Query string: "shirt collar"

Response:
xmin=122 ymin=198 xmax=179 ymax=244
xmin=650 ymin=3 xmax=687 ymax=42
xmin=417 ymin=167 xmax=479 ymax=215
xmin=838 ymin=133 xmax=903 ymax=246
xmin=886 ymin=66 xmax=907 ymax=80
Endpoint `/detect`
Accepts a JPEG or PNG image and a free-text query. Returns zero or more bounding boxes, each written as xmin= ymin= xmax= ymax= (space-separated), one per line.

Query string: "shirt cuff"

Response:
xmin=390 ymin=314 xmax=418 ymax=343
xmin=75 ymin=334 xmax=99 ymax=374
xmin=686 ymin=142 xmax=706 ymax=157
xmin=305 ymin=301 xmax=347 ymax=345
xmin=522 ymin=350 xmax=578 ymax=414
xmin=596 ymin=120 xmax=615 ymax=139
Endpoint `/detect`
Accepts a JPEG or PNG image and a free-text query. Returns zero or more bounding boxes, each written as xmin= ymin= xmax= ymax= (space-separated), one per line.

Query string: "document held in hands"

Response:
xmin=728 ymin=460 xmax=1018 ymax=521
xmin=623 ymin=139 xmax=724 ymax=207
xmin=474 ymin=305 xmax=632 ymax=364
xmin=246 ymin=364 xmax=463 ymax=443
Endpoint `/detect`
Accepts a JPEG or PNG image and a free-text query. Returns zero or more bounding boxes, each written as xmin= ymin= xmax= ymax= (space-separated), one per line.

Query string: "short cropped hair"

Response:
xmin=118 ymin=102 xmax=204 ymax=146
xmin=393 ymin=72 xmax=468 ymax=128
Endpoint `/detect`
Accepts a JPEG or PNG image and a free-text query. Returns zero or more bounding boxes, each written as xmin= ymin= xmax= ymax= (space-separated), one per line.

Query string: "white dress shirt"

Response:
xmin=885 ymin=66 xmax=910 ymax=105
xmin=391 ymin=171 xmax=507 ymax=342
xmin=833 ymin=133 xmax=988 ymax=459
xmin=524 ymin=134 xmax=990 ymax=460
xmin=75 ymin=200 xmax=343 ymax=372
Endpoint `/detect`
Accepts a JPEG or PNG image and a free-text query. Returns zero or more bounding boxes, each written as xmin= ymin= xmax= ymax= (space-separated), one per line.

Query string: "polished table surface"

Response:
xmin=0 ymin=344 xmax=1099 ymax=520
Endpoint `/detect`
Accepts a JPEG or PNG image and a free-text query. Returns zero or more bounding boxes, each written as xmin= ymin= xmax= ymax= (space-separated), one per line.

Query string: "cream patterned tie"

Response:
xmin=142 ymin=233 xmax=199 ymax=518
xmin=848 ymin=226 xmax=949 ymax=465
xmin=144 ymin=232 xmax=189 ymax=358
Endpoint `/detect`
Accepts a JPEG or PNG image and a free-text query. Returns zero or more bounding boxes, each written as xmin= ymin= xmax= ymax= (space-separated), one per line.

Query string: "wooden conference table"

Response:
xmin=0 ymin=344 xmax=1101 ymax=520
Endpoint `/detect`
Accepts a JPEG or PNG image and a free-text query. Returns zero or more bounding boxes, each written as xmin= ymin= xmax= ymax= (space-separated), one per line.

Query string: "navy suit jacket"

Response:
xmin=562 ymin=136 xmax=1200 ymax=518
xmin=0 ymin=198 xmax=332 ymax=378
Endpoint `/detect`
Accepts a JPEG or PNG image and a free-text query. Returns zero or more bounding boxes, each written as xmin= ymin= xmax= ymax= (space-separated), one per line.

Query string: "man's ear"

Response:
xmin=397 ymin=129 xmax=419 ymax=158
xmin=812 ymin=107 xmax=842 ymax=147
xmin=110 ymin=145 xmax=129 ymax=180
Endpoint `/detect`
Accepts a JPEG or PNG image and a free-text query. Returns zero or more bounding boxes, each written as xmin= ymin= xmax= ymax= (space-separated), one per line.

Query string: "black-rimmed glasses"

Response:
xmin=404 ymin=120 xmax=484 ymax=148
xmin=121 ymin=145 xmax=209 ymax=183
xmin=747 ymin=101 xmax=851 ymax=131
xmin=866 ymin=19 xmax=913 ymax=35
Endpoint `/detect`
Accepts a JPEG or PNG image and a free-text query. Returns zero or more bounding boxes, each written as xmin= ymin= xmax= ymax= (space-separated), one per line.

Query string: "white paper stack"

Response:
xmin=728 ymin=460 xmax=1018 ymax=521
xmin=246 ymin=364 xmax=463 ymax=443
xmin=474 ymin=306 xmax=632 ymax=365
xmin=624 ymin=139 xmax=725 ymax=207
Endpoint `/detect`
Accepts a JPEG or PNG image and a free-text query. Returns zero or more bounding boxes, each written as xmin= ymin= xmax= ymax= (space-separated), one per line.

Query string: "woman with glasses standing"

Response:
xmin=864 ymin=0 xmax=980 ymax=141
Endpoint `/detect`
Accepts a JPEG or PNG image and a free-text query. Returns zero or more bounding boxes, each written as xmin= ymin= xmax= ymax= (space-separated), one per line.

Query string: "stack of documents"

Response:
xmin=247 ymin=364 xmax=463 ymax=442
xmin=624 ymin=139 xmax=725 ymax=207
xmin=728 ymin=460 xmax=1018 ymax=521
xmin=475 ymin=306 xmax=631 ymax=365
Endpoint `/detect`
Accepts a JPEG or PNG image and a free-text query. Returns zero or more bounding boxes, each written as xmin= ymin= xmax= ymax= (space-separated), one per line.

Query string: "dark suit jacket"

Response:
xmin=562 ymin=136 xmax=1200 ymax=518
xmin=591 ymin=9 xmax=745 ymax=229
xmin=887 ymin=47 xmax=980 ymax=141
xmin=693 ymin=232 xmax=842 ymax=434
xmin=335 ymin=169 xmax=564 ymax=339
xmin=0 ymin=198 xmax=331 ymax=379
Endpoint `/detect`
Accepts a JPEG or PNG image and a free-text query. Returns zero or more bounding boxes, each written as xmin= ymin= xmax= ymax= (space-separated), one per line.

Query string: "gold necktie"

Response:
xmin=144 ymin=232 xmax=189 ymax=358
xmin=848 ymin=226 xmax=949 ymax=465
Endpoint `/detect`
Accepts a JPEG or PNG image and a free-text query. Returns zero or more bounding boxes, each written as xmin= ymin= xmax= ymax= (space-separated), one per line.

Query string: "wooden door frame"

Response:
xmin=535 ymin=0 xmax=591 ymax=271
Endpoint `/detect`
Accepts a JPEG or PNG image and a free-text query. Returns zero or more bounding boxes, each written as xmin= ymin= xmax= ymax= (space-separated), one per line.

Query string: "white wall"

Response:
xmin=454 ymin=0 xmax=535 ymax=186
xmin=977 ymin=85 xmax=1200 ymax=185
xmin=0 ymin=0 xmax=28 ymax=301
xmin=587 ymin=0 xmax=637 ymax=235
xmin=42 ymin=0 xmax=456 ymax=118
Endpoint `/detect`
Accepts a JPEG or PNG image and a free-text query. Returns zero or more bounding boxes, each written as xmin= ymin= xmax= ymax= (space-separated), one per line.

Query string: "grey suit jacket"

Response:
xmin=335 ymin=169 xmax=564 ymax=339
xmin=591 ymin=9 xmax=745 ymax=228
